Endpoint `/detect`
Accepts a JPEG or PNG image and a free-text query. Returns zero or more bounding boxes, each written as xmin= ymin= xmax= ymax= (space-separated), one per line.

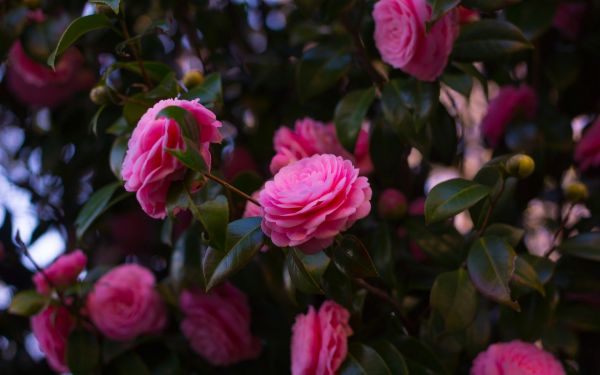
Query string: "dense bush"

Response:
xmin=1 ymin=0 xmax=600 ymax=374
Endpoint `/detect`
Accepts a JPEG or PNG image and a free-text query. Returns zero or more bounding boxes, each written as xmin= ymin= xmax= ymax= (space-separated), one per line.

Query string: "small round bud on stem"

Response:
xmin=505 ymin=154 xmax=535 ymax=179
xmin=377 ymin=188 xmax=408 ymax=220
xmin=565 ymin=182 xmax=589 ymax=203
xmin=89 ymin=85 xmax=110 ymax=105
xmin=182 ymin=70 xmax=204 ymax=89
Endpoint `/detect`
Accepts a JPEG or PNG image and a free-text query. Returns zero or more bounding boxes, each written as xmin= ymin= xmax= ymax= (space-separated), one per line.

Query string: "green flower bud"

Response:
xmin=565 ymin=182 xmax=589 ymax=203
xmin=182 ymin=70 xmax=204 ymax=89
xmin=505 ymin=154 xmax=535 ymax=179
xmin=89 ymin=85 xmax=110 ymax=105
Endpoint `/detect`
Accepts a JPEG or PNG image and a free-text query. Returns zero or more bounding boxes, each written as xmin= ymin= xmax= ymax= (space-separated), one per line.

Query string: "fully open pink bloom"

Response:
xmin=6 ymin=41 xmax=94 ymax=108
xmin=471 ymin=340 xmax=565 ymax=375
xmin=270 ymin=118 xmax=372 ymax=175
xmin=87 ymin=264 xmax=167 ymax=341
xmin=179 ymin=283 xmax=262 ymax=366
xmin=575 ymin=117 xmax=600 ymax=171
xmin=32 ymin=250 xmax=87 ymax=295
xmin=553 ymin=2 xmax=587 ymax=40
xmin=373 ymin=0 xmax=459 ymax=81
xmin=481 ymin=85 xmax=538 ymax=147
xmin=121 ymin=98 xmax=222 ymax=219
xmin=260 ymin=154 xmax=372 ymax=253
xmin=291 ymin=301 xmax=353 ymax=375
xmin=31 ymin=305 xmax=75 ymax=373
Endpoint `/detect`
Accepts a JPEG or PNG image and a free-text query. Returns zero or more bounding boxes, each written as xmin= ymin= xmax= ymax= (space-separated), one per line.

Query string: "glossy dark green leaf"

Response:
xmin=170 ymin=229 xmax=205 ymax=289
xmin=286 ymin=247 xmax=330 ymax=294
xmin=425 ymin=178 xmax=491 ymax=224
xmin=8 ymin=290 xmax=47 ymax=316
xmin=332 ymin=235 xmax=379 ymax=278
xmin=334 ymin=87 xmax=376 ymax=151
xmin=521 ymin=254 xmax=554 ymax=284
xmin=430 ymin=269 xmax=478 ymax=332
xmin=453 ymin=62 xmax=489 ymax=98
xmin=430 ymin=107 xmax=458 ymax=165
xmin=461 ymin=0 xmax=523 ymax=12
xmin=394 ymin=337 xmax=445 ymax=374
xmin=484 ymin=223 xmax=525 ymax=247
xmin=75 ymin=182 xmax=120 ymax=239
xmin=505 ymin=0 xmax=557 ymax=39
xmin=453 ymin=20 xmax=533 ymax=62
xmin=429 ymin=0 xmax=461 ymax=22
xmin=512 ymin=255 xmax=545 ymax=295
xmin=381 ymin=78 xmax=439 ymax=132
xmin=558 ymin=232 xmax=600 ymax=261
xmin=405 ymin=218 xmax=465 ymax=266
xmin=370 ymin=341 xmax=409 ymax=375
xmin=467 ymin=236 xmax=520 ymax=311
xmin=67 ymin=329 xmax=100 ymax=375
xmin=296 ymin=44 xmax=351 ymax=100
xmin=464 ymin=303 xmax=491 ymax=356
xmin=196 ymin=195 xmax=228 ymax=251
xmin=90 ymin=0 xmax=120 ymax=13
xmin=47 ymin=15 xmax=113 ymax=69
xmin=157 ymin=106 xmax=200 ymax=143
xmin=109 ymin=135 xmax=128 ymax=180
xmin=442 ymin=72 xmax=473 ymax=98
xmin=167 ymin=138 xmax=208 ymax=174
xmin=369 ymin=224 xmax=395 ymax=286
xmin=203 ymin=217 xmax=264 ymax=290
xmin=113 ymin=61 xmax=172 ymax=82
xmin=339 ymin=342 xmax=393 ymax=375
xmin=182 ymin=73 xmax=222 ymax=108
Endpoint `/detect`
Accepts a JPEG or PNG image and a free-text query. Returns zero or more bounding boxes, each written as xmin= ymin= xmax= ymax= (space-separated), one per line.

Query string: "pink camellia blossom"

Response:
xmin=471 ymin=340 xmax=565 ymax=375
xmin=243 ymin=191 xmax=263 ymax=218
xmin=260 ymin=154 xmax=372 ymax=253
xmin=377 ymin=188 xmax=408 ymax=220
xmin=481 ymin=85 xmax=538 ymax=147
xmin=179 ymin=283 xmax=262 ymax=366
xmin=121 ymin=98 xmax=222 ymax=219
xmin=87 ymin=264 xmax=167 ymax=341
xmin=553 ymin=2 xmax=587 ymax=40
xmin=291 ymin=300 xmax=353 ymax=375
xmin=372 ymin=0 xmax=459 ymax=81
xmin=270 ymin=118 xmax=373 ymax=175
xmin=6 ymin=41 xmax=94 ymax=108
xmin=458 ymin=6 xmax=479 ymax=24
xmin=32 ymin=250 xmax=87 ymax=295
xmin=575 ymin=117 xmax=600 ymax=171
xmin=31 ymin=305 xmax=75 ymax=373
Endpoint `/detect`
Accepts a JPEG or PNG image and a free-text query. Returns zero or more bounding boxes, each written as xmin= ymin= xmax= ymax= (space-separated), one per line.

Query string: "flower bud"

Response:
xmin=182 ymin=70 xmax=204 ymax=88
xmin=377 ymin=188 xmax=408 ymax=220
xmin=505 ymin=154 xmax=535 ymax=178
xmin=565 ymin=182 xmax=589 ymax=202
xmin=89 ymin=85 xmax=110 ymax=105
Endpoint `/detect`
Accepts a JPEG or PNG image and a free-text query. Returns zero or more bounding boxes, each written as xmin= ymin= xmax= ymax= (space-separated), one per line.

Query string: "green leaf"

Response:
xmin=113 ymin=353 xmax=151 ymax=375
xmin=47 ymin=15 xmax=112 ymax=69
xmin=452 ymin=20 xmax=533 ymax=62
xmin=182 ymin=73 xmax=222 ymax=108
xmin=167 ymin=138 xmax=208 ymax=174
xmin=453 ymin=62 xmax=488 ymax=98
xmin=505 ymin=0 xmax=558 ymax=39
xmin=461 ymin=0 xmax=523 ymax=12
xmin=157 ymin=106 xmax=200 ymax=143
xmin=512 ymin=255 xmax=545 ymax=295
xmin=370 ymin=341 xmax=409 ymax=375
xmin=286 ymin=247 xmax=330 ymax=294
xmin=109 ymin=135 xmax=128 ymax=180
xmin=467 ymin=236 xmax=520 ymax=311
xmin=203 ymin=217 xmax=264 ymax=290
xmin=8 ymin=290 xmax=47 ymax=316
xmin=394 ymin=337 xmax=445 ymax=374
xmin=430 ymin=269 xmax=478 ymax=332
xmin=405 ymin=218 xmax=465 ymax=266
xmin=296 ymin=43 xmax=352 ymax=100
xmin=335 ymin=87 xmax=376 ymax=151
xmin=331 ymin=235 xmax=379 ymax=278
xmin=558 ymin=232 xmax=600 ymax=261
xmin=339 ymin=342 xmax=393 ymax=375
xmin=67 ymin=329 xmax=100 ymax=375
xmin=425 ymin=178 xmax=491 ymax=224
xmin=521 ymin=254 xmax=554 ymax=284
xmin=90 ymin=0 xmax=120 ymax=13
xmin=90 ymin=104 xmax=107 ymax=135
xmin=196 ymin=195 xmax=229 ymax=251
xmin=170 ymin=228 xmax=205 ymax=289
xmin=429 ymin=0 xmax=461 ymax=22
xmin=113 ymin=61 xmax=172 ymax=82
xmin=75 ymin=182 xmax=120 ymax=239
xmin=484 ymin=223 xmax=525 ymax=247
xmin=441 ymin=72 xmax=473 ymax=98
xmin=381 ymin=78 xmax=439 ymax=132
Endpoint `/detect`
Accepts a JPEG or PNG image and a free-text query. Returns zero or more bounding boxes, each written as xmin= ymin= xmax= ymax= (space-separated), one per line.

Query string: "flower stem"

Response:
xmin=544 ymin=203 xmax=575 ymax=258
xmin=203 ymin=172 xmax=260 ymax=206
xmin=476 ymin=178 xmax=506 ymax=237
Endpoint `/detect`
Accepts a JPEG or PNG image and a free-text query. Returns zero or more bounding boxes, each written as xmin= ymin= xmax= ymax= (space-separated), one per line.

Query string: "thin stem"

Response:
xmin=477 ymin=178 xmax=506 ymax=237
xmin=544 ymin=203 xmax=575 ymax=258
xmin=119 ymin=16 xmax=152 ymax=88
xmin=204 ymin=172 xmax=260 ymax=206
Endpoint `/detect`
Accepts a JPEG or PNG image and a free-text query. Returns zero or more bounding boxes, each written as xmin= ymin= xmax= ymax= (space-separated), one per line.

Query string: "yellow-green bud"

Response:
xmin=182 ymin=70 xmax=204 ymax=89
xmin=565 ymin=182 xmax=589 ymax=203
xmin=89 ymin=85 xmax=110 ymax=105
xmin=506 ymin=154 xmax=535 ymax=179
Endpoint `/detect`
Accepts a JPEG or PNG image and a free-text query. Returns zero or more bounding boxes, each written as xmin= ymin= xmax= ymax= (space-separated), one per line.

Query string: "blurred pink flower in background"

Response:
xmin=6 ymin=42 xmax=94 ymax=108
xmin=377 ymin=188 xmax=408 ymax=220
xmin=222 ymin=145 xmax=259 ymax=181
xmin=553 ymin=2 xmax=587 ymax=40
xmin=471 ymin=340 xmax=565 ymax=375
xmin=481 ymin=85 xmax=538 ymax=147
xmin=574 ymin=117 xmax=600 ymax=171
xmin=32 ymin=250 xmax=87 ymax=295
xmin=31 ymin=305 xmax=74 ymax=373
xmin=458 ymin=6 xmax=479 ymax=24
xmin=372 ymin=0 xmax=459 ymax=81
xmin=179 ymin=283 xmax=262 ymax=366
xmin=291 ymin=301 xmax=352 ymax=375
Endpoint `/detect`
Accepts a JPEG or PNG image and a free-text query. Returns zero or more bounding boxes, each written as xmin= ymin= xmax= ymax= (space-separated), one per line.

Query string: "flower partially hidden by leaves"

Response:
xmin=471 ymin=340 xmax=565 ymax=375
xmin=31 ymin=305 xmax=75 ymax=373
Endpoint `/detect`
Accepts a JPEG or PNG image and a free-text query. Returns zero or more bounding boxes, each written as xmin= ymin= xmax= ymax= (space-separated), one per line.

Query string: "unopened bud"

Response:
xmin=89 ymin=85 xmax=110 ymax=105
xmin=377 ymin=188 xmax=408 ymax=220
xmin=565 ymin=182 xmax=589 ymax=203
xmin=506 ymin=154 xmax=535 ymax=179
xmin=182 ymin=70 xmax=204 ymax=89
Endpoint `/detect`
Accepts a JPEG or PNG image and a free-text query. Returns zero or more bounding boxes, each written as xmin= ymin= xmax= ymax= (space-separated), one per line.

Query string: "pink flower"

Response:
xmin=260 ymin=154 xmax=372 ymax=253
xmin=121 ymin=98 xmax=222 ymax=219
xmin=179 ymin=283 xmax=262 ymax=366
xmin=408 ymin=197 xmax=425 ymax=216
xmin=291 ymin=301 xmax=353 ymax=375
xmin=471 ymin=340 xmax=565 ymax=375
xmin=31 ymin=305 xmax=75 ymax=373
xmin=243 ymin=191 xmax=263 ymax=218
xmin=270 ymin=118 xmax=372 ymax=175
xmin=553 ymin=2 xmax=587 ymax=40
xmin=32 ymin=250 xmax=87 ymax=295
xmin=6 ymin=41 xmax=94 ymax=108
xmin=378 ymin=188 xmax=408 ymax=219
xmin=575 ymin=117 xmax=600 ymax=171
xmin=373 ymin=0 xmax=459 ymax=81
xmin=481 ymin=85 xmax=538 ymax=147
xmin=87 ymin=264 xmax=167 ymax=341
xmin=458 ymin=6 xmax=479 ymax=24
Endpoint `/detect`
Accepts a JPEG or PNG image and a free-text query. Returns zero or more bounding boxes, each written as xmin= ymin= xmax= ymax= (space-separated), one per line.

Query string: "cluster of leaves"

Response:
xmin=2 ymin=0 xmax=600 ymax=374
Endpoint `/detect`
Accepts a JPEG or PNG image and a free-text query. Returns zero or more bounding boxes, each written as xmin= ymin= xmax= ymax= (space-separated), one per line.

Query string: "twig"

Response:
xmin=203 ymin=172 xmax=260 ymax=206
xmin=119 ymin=13 xmax=152 ymax=88
xmin=476 ymin=178 xmax=506 ymax=237
xmin=544 ymin=203 xmax=575 ymax=258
